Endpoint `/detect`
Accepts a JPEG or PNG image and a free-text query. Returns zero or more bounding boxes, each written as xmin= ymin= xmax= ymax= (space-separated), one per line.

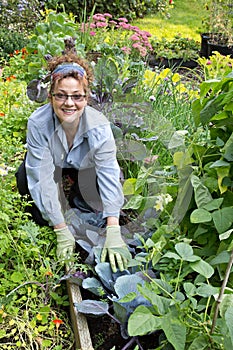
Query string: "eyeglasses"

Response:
xmin=52 ymin=93 xmax=86 ymax=102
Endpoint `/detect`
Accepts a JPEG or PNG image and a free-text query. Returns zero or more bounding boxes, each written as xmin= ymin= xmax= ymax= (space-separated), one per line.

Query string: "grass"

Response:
xmin=132 ymin=0 xmax=205 ymax=42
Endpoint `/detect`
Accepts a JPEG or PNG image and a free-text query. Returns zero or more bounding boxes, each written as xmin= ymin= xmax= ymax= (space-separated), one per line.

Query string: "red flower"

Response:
xmin=52 ymin=318 xmax=63 ymax=328
xmin=45 ymin=271 xmax=53 ymax=277
xmin=6 ymin=75 xmax=16 ymax=82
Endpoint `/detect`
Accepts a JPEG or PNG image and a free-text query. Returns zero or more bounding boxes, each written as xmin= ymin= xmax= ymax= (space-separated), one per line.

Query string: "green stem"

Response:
xmin=175 ymin=259 xmax=183 ymax=293
xmin=5 ymin=281 xmax=46 ymax=299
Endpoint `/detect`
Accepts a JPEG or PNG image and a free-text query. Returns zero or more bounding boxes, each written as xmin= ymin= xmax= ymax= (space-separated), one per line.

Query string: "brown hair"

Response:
xmin=48 ymin=53 xmax=94 ymax=96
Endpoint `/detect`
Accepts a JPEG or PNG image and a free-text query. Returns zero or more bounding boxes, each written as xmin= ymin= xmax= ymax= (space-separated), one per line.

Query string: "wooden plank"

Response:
xmin=67 ymin=280 xmax=94 ymax=350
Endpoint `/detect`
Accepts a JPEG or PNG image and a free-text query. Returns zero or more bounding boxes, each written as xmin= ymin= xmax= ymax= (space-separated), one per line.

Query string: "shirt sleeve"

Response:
xmin=87 ymin=124 xmax=124 ymax=218
xmin=26 ymin=119 xmax=65 ymax=226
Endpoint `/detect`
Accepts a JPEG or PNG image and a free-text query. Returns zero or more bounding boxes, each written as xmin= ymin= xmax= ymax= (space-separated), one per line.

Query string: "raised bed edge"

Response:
xmin=66 ymin=280 xmax=94 ymax=350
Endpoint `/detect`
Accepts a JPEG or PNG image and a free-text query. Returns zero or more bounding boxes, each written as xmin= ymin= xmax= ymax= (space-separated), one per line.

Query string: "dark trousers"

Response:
xmin=15 ymin=156 xmax=102 ymax=226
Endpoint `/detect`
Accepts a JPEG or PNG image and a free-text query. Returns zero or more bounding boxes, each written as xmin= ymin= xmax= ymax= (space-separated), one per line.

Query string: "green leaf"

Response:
xmin=163 ymin=252 xmax=181 ymax=260
xmin=187 ymin=335 xmax=209 ymax=350
xmin=0 ymin=330 xmax=6 ymax=339
xmin=220 ymin=295 xmax=233 ymax=318
xmin=119 ymin=292 xmax=137 ymax=303
xmin=175 ymin=243 xmax=193 ymax=260
xmin=200 ymin=93 xmax=225 ymax=125
xmin=210 ymin=251 xmax=231 ymax=265
xmin=122 ymin=194 xmax=144 ymax=210
xmin=225 ymin=307 xmax=233 ymax=344
xmin=137 ymin=285 xmax=170 ymax=315
xmin=223 ymin=132 xmax=233 ymax=161
xmin=42 ymin=339 xmax=52 ymax=347
xmin=190 ymin=208 xmax=212 ymax=223
xmin=161 ymin=314 xmax=186 ymax=350
xmin=11 ymin=272 xmax=24 ymax=283
xmin=183 ymin=282 xmax=196 ymax=296
xmin=128 ymin=305 xmax=161 ymax=336
xmin=203 ymin=198 xmax=223 ymax=211
xmin=190 ymin=259 xmax=214 ymax=278
xmin=219 ymin=229 xmax=233 ymax=241
xmin=122 ymin=178 xmax=136 ymax=195
xmin=212 ymin=207 xmax=233 ymax=234
xmin=196 ymin=283 xmax=219 ymax=297
xmin=210 ymin=160 xmax=230 ymax=168
xmin=191 ymin=175 xmax=212 ymax=208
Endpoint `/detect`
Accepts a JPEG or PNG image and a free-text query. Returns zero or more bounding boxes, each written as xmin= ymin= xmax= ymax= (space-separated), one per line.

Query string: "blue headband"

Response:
xmin=51 ymin=63 xmax=86 ymax=81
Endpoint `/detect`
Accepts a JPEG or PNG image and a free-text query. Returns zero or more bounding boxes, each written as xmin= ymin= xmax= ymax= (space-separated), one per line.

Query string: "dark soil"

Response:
xmin=88 ymin=314 xmax=160 ymax=350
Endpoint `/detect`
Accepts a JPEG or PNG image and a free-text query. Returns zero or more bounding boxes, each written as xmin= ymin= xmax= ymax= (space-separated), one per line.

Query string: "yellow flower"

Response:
xmin=155 ymin=201 xmax=164 ymax=211
xmin=172 ymin=73 xmax=180 ymax=83
xmin=176 ymin=83 xmax=187 ymax=94
xmin=159 ymin=68 xmax=171 ymax=79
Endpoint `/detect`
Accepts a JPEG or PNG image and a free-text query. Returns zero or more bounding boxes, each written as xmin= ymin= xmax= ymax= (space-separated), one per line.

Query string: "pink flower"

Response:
xmin=118 ymin=17 xmax=128 ymax=22
xmin=104 ymin=13 xmax=112 ymax=18
xmin=109 ymin=20 xmax=117 ymax=25
xmin=130 ymin=34 xmax=140 ymax=41
xmin=132 ymin=42 xmax=140 ymax=49
xmin=96 ymin=21 xmax=108 ymax=28
xmin=90 ymin=31 xmax=96 ymax=36
xmin=93 ymin=14 xmax=106 ymax=21
xmin=206 ymin=60 xmax=212 ymax=65
xmin=121 ymin=46 xmax=132 ymax=54
xmin=118 ymin=22 xmax=131 ymax=30
xmin=142 ymin=31 xmax=152 ymax=37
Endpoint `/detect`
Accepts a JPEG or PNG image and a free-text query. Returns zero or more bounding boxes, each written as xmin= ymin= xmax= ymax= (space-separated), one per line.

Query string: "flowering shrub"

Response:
xmin=80 ymin=13 xmax=153 ymax=60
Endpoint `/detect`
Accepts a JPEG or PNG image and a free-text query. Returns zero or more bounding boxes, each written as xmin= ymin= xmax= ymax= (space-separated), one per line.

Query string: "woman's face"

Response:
xmin=51 ymin=76 xmax=87 ymax=125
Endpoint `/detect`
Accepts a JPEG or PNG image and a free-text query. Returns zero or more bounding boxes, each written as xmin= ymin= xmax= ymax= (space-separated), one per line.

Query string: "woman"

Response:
xmin=16 ymin=52 xmax=130 ymax=273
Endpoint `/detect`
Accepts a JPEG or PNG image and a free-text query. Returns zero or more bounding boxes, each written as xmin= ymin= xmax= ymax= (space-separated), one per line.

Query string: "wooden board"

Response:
xmin=66 ymin=280 xmax=94 ymax=350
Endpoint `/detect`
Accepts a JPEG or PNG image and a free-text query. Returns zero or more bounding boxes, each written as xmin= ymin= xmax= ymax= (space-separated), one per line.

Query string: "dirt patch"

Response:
xmin=87 ymin=314 xmax=160 ymax=350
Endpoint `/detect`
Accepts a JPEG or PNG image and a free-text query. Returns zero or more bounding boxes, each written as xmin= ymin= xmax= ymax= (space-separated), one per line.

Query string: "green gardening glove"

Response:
xmin=101 ymin=225 xmax=131 ymax=273
xmin=54 ymin=226 xmax=75 ymax=260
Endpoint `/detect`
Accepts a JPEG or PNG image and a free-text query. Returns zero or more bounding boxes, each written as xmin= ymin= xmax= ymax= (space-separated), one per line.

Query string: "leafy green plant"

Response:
xmin=0 ymin=28 xmax=29 ymax=64
xmin=151 ymin=34 xmax=200 ymax=61
xmin=198 ymin=51 xmax=233 ymax=80
xmin=44 ymin=0 xmax=171 ymax=21
xmin=202 ymin=0 xmax=233 ymax=46
xmin=0 ymin=0 xmax=43 ymax=34
xmin=25 ymin=9 xmax=83 ymax=82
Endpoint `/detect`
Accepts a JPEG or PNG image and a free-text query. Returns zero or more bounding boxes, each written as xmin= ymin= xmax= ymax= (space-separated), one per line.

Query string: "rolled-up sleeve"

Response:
xmin=26 ymin=119 xmax=65 ymax=226
xmin=87 ymin=125 xmax=124 ymax=218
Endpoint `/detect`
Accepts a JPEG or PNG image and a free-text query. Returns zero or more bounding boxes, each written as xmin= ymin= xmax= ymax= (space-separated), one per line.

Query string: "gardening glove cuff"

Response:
xmin=54 ymin=226 xmax=75 ymax=260
xmin=101 ymin=225 xmax=131 ymax=273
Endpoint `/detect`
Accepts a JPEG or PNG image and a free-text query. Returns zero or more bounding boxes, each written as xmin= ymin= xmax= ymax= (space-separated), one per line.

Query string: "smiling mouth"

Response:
xmin=62 ymin=109 xmax=76 ymax=114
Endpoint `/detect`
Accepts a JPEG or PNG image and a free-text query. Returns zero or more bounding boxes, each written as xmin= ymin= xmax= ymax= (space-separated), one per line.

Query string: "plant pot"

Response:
xmin=148 ymin=55 xmax=198 ymax=69
xmin=200 ymin=33 xmax=211 ymax=58
xmin=207 ymin=42 xmax=233 ymax=57
xmin=159 ymin=57 xmax=198 ymax=69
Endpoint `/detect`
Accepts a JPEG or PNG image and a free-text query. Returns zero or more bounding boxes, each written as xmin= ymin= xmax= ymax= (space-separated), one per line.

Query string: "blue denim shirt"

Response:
xmin=25 ymin=103 xmax=124 ymax=226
